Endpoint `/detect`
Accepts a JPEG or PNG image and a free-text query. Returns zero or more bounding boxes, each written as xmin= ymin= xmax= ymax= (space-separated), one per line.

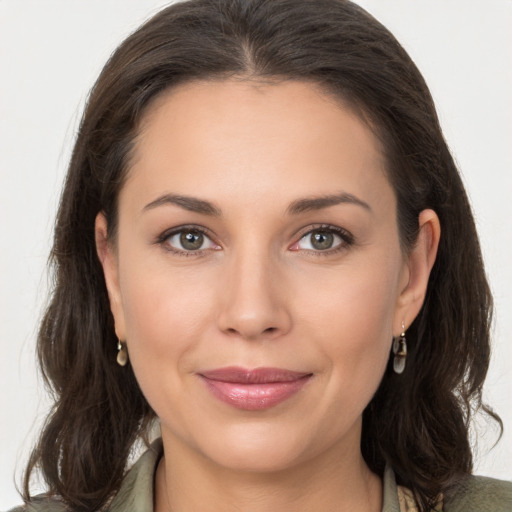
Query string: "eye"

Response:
xmin=291 ymin=226 xmax=353 ymax=253
xmin=160 ymin=227 xmax=220 ymax=254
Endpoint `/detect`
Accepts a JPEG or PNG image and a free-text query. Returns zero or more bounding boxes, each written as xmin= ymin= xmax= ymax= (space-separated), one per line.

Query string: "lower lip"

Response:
xmin=200 ymin=376 xmax=312 ymax=411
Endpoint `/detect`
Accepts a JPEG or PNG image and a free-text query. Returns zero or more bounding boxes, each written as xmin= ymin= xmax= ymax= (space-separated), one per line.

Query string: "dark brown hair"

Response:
xmin=23 ymin=1 xmax=501 ymax=511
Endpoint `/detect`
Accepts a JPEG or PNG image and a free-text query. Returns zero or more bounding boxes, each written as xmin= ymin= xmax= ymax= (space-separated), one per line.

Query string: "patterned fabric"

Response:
xmin=397 ymin=485 xmax=443 ymax=512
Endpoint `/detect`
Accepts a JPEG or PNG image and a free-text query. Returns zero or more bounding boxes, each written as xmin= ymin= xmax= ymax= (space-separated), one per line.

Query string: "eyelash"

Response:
xmin=293 ymin=224 xmax=355 ymax=256
xmin=156 ymin=225 xmax=218 ymax=257
xmin=155 ymin=224 xmax=355 ymax=257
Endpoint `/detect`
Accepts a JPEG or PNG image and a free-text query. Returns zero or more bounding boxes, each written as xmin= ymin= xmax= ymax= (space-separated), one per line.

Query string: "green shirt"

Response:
xmin=8 ymin=439 xmax=512 ymax=511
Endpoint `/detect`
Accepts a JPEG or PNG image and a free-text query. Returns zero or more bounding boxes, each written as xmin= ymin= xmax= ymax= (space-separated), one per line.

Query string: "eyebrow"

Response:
xmin=142 ymin=191 xmax=371 ymax=216
xmin=143 ymin=194 xmax=222 ymax=216
xmin=286 ymin=192 xmax=371 ymax=215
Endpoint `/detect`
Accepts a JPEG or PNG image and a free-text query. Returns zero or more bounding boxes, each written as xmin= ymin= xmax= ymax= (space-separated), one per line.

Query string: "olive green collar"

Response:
xmin=107 ymin=438 xmax=402 ymax=512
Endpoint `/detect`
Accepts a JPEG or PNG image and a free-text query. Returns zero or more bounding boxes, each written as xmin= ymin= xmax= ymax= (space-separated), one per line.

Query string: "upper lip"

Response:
xmin=199 ymin=366 xmax=312 ymax=384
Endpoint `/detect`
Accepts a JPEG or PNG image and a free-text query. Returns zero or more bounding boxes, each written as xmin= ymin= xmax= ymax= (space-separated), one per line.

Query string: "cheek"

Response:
xmin=116 ymin=259 xmax=221 ymax=428
xmin=117 ymin=252 xmax=217 ymax=374
xmin=297 ymin=253 xmax=400 ymax=388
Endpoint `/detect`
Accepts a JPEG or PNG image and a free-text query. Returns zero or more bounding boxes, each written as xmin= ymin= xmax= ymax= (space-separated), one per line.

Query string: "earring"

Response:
xmin=116 ymin=339 xmax=128 ymax=367
xmin=392 ymin=322 xmax=407 ymax=374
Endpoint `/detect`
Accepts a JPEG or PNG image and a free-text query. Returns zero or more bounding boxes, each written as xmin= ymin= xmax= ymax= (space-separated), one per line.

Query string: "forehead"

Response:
xmin=123 ymin=79 xmax=393 ymax=216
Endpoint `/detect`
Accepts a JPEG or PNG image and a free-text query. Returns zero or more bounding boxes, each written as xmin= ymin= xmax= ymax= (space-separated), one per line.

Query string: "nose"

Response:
xmin=216 ymin=249 xmax=292 ymax=341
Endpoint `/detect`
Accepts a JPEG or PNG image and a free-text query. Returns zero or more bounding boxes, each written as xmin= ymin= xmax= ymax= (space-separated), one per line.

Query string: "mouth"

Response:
xmin=198 ymin=367 xmax=313 ymax=411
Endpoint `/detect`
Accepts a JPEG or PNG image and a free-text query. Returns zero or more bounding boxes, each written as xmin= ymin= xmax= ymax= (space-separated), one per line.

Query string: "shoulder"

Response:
xmin=5 ymin=440 xmax=163 ymax=512
xmin=5 ymin=496 xmax=68 ymax=512
xmin=444 ymin=474 xmax=512 ymax=512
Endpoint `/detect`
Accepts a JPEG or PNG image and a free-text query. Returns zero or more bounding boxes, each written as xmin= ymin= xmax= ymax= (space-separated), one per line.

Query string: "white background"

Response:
xmin=1 ymin=0 xmax=511 ymax=509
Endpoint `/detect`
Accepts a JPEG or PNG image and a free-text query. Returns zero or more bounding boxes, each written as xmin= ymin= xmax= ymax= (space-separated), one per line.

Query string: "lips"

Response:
xmin=198 ymin=367 xmax=312 ymax=411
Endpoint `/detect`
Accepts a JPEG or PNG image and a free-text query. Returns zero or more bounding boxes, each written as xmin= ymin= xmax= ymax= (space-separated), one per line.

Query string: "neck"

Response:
xmin=154 ymin=435 xmax=382 ymax=512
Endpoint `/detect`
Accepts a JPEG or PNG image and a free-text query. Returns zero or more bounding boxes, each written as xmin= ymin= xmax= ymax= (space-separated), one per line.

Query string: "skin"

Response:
xmin=96 ymin=79 xmax=440 ymax=512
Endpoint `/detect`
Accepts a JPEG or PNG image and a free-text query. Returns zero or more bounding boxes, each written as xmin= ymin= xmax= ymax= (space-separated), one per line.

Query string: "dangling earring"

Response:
xmin=117 ymin=339 xmax=128 ymax=367
xmin=392 ymin=322 xmax=407 ymax=374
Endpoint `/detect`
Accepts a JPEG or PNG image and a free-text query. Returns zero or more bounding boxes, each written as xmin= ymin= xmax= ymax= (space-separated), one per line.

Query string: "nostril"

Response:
xmin=224 ymin=325 xmax=279 ymax=340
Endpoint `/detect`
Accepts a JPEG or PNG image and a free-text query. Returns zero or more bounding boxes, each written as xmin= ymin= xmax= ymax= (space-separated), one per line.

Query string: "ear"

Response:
xmin=95 ymin=212 xmax=126 ymax=340
xmin=394 ymin=209 xmax=441 ymax=334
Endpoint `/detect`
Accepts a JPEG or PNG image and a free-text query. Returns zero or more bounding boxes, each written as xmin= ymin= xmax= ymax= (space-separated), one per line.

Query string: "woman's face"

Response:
xmin=98 ymin=80 xmax=434 ymax=473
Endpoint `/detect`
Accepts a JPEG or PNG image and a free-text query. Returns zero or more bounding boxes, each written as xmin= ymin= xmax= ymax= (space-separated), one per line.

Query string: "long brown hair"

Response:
xmin=23 ymin=1 xmax=501 ymax=511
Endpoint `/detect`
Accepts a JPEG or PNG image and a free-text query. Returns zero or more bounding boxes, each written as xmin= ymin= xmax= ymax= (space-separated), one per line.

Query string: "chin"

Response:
xmin=193 ymin=422 xmax=318 ymax=474
xmin=209 ymin=446 xmax=307 ymax=474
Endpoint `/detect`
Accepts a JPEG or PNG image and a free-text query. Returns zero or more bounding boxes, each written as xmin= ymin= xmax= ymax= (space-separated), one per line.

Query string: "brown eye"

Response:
xmin=293 ymin=226 xmax=352 ymax=253
xmin=163 ymin=228 xmax=219 ymax=253
xmin=180 ymin=230 xmax=204 ymax=250
xmin=310 ymin=231 xmax=334 ymax=250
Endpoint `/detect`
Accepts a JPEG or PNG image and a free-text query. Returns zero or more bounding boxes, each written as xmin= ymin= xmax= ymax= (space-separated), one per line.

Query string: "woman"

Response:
xmin=8 ymin=0 xmax=511 ymax=511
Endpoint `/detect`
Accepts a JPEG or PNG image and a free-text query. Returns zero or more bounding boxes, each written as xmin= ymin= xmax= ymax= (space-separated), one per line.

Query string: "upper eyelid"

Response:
xmin=295 ymin=224 xmax=353 ymax=241
xmin=158 ymin=224 xmax=215 ymax=241
xmin=158 ymin=223 xmax=350 ymax=238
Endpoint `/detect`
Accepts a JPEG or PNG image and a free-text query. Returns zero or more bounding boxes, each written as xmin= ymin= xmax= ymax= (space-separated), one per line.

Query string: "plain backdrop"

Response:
xmin=1 ymin=0 xmax=511 ymax=509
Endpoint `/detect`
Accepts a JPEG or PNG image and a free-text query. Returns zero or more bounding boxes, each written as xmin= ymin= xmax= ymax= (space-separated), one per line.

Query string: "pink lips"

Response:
xmin=199 ymin=367 xmax=312 ymax=410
